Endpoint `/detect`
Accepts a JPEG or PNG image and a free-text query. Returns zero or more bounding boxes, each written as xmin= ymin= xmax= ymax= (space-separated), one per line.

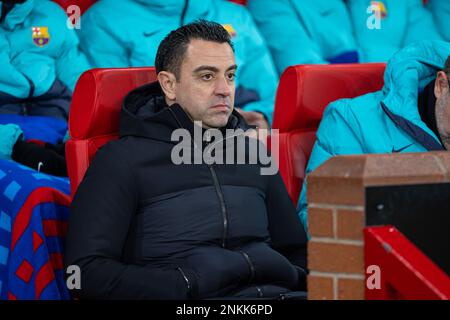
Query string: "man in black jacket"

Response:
xmin=65 ymin=20 xmax=308 ymax=300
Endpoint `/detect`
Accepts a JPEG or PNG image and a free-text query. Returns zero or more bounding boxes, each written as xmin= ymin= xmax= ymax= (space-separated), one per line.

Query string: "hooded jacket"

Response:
xmin=65 ymin=81 xmax=308 ymax=299
xmin=76 ymin=0 xmax=278 ymax=123
xmin=248 ymin=0 xmax=359 ymax=75
xmin=297 ymin=40 xmax=450 ymax=233
xmin=347 ymin=0 xmax=443 ymax=62
xmin=0 ymin=0 xmax=90 ymax=119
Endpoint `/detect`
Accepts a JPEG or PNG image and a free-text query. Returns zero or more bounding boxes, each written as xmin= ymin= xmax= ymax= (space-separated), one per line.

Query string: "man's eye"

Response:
xmin=227 ymin=73 xmax=235 ymax=81
xmin=202 ymin=74 xmax=213 ymax=81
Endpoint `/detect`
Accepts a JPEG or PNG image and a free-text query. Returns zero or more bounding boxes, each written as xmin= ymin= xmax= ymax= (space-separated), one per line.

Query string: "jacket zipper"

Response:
xmin=177 ymin=267 xmax=192 ymax=295
xmin=204 ymin=130 xmax=232 ymax=249
xmin=208 ymin=164 xmax=228 ymax=248
xmin=204 ymin=130 xmax=248 ymax=248
xmin=240 ymin=251 xmax=255 ymax=283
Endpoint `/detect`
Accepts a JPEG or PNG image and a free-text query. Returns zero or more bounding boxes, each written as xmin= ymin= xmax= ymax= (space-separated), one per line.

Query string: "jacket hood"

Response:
xmin=120 ymin=81 xmax=250 ymax=143
xmin=382 ymin=41 xmax=450 ymax=127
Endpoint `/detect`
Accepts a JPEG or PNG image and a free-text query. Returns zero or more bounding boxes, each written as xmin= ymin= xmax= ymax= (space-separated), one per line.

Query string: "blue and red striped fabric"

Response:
xmin=0 ymin=159 xmax=71 ymax=300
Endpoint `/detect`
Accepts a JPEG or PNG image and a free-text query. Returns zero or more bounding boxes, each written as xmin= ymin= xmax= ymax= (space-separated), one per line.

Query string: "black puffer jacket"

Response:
xmin=65 ymin=82 xmax=308 ymax=299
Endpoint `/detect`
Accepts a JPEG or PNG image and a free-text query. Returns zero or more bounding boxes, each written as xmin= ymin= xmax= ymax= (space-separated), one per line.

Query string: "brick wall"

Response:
xmin=307 ymin=152 xmax=450 ymax=300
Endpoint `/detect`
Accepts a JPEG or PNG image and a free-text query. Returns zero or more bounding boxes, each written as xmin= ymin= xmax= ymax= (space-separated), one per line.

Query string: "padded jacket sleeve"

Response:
xmin=265 ymin=169 xmax=308 ymax=271
xmin=64 ymin=143 xmax=192 ymax=299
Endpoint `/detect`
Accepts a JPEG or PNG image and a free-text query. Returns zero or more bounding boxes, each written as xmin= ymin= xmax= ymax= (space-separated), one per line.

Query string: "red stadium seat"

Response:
xmin=228 ymin=0 xmax=247 ymax=5
xmin=66 ymin=67 xmax=157 ymax=196
xmin=272 ymin=64 xmax=386 ymax=203
xmin=53 ymin=0 xmax=96 ymax=15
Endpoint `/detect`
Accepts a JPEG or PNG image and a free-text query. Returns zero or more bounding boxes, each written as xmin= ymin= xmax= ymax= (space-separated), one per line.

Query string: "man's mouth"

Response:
xmin=211 ymin=104 xmax=230 ymax=111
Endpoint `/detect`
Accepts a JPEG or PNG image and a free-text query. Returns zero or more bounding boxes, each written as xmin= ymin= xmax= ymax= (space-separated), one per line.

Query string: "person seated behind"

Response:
xmin=77 ymin=0 xmax=277 ymax=129
xmin=248 ymin=0 xmax=360 ymax=76
xmin=427 ymin=0 xmax=450 ymax=42
xmin=347 ymin=0 xmax=443 ymax=62
xmin=0 ymin=0 xmax=90 ymax=175
xmin=65 ymin=20 xmax=308 ymax=300
xmin=0 ymin=0 xmax=89 ymax=118
xmin=297 ymin=41 xmax=450 ymax=233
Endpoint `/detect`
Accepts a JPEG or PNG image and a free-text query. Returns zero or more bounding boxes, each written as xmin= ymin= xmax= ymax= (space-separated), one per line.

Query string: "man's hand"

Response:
xmin=236 ymin=108 xmax=269 ymax=130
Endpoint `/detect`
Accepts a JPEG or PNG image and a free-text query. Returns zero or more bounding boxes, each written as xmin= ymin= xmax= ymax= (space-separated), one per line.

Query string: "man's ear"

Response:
xmin=434 ymin=71 xmax=449 ymax=99
xmin=157 ymin=71 xmax=177 ymax=101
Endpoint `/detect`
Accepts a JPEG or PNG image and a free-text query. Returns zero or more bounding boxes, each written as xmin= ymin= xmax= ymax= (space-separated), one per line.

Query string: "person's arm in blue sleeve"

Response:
xmin=234 ymin=6 xmax=279 ymax=125
xmin=76 ymin=7 xmax=130 ymax=68
xmin=0 ymin=32 xmax=31 ymax=98
xmin=297 ymin=100 xmax=365 ymax=235
xmin=403 ymin=0 xmax=443 ymax=45
xmin=247 ymin=0 xmax=326 ymax=76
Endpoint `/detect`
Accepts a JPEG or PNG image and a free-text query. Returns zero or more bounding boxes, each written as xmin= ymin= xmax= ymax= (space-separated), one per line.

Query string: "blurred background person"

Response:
xmin=347 ymin=0 xmax=443 ymax=62
xmin=0 ymin=0 xmax=90 ymax=175
xmin=248 ymin=0 xmax=360 ymax=76
xmin=427 ymin=0 xmax=450 ymax=42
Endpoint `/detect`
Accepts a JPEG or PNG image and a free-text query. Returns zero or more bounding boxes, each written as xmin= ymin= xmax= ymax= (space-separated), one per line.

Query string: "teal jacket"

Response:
xmin=297 ymin=40 xmax=450 ymax=233
xmin=248 ymin=0 xmax=359 ymax=76
xmin=77 ymin=0 xmax=278 ymax=123
xmin=0 ymin=0 xmax=89 ymax=98
xmin=347 ymin=0 xmax=444 ymax=62
xmin=427 ymin=0 xmax=450 ymax=42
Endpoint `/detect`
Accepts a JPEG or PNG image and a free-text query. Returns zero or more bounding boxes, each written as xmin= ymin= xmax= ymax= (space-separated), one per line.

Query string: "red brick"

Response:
xmin=337 ymin=278 xmax=365 ymax=300
xmin=337 ymin=210 xmax=364 ymax=240
xmin=308 ymin=156 xmax=366 ymax=206
xmin=432 ymin=152 xmax=450 ymax=181
xmin=364 ymin=153 xmax=446 ymax=186
xmin=308 ymin=241 xmax=364 ymax=274
xmin=308 ymin=275 xmax=334 ymax=300
xmin=309 ymin=208 xmax=334 ymax=238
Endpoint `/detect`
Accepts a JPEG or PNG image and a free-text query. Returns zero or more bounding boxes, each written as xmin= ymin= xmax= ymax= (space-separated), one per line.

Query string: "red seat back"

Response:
xmin=272 ymin=64 xmax=386 ymax=203
xmin=228 ymin=0 xmax=247 ymax=5
xmin=67 ymin=67 xmax=157 ymax=196
xmin=53 ymin=0 xmax=96 ymax=15
xmin=273 ymin=63 xmax=386 ymax=132
xmin=272 ymin=130 xmax=316 ymax=204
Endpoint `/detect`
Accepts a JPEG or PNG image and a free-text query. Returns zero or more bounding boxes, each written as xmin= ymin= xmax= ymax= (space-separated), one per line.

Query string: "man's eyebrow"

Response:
xmin=193 ymin=64 xmax=238 ymax=73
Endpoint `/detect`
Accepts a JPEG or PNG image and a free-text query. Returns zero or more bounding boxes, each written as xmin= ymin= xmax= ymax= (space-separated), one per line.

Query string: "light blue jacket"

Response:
xmin=347 ymin=0 xmax=444 ymax=62
xmin=77 ymin=0 xmax=278 ymax=123
xmin=297 ymin=40 xmax=450 ymax=233
xmin=0 ymin=0 xmax=89 ymax=98
xmin=427 ymin=0 xmax=450 ymax=42
xmin=248 ymin=0 xmax=359 ymax=76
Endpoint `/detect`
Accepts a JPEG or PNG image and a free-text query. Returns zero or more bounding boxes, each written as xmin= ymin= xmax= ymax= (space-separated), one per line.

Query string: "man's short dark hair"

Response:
xmin=155 ymin=20 xmax=234 ymax=79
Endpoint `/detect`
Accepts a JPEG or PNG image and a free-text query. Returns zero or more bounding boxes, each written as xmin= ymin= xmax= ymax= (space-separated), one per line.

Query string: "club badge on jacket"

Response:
xmin=32 ymin=26 xmax=50 ymax=47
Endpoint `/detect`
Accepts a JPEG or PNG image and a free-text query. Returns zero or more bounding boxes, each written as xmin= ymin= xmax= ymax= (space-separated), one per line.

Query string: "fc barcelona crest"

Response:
xmin=32 ymin=26 xmax=50 ymax=47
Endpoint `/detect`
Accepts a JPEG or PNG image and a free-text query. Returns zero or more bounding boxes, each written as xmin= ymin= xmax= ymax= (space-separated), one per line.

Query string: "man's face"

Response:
xmin=435 ymin=70 xmax=450 ymax=149
xmin=171 ymin=39 xmax=236 ymax=128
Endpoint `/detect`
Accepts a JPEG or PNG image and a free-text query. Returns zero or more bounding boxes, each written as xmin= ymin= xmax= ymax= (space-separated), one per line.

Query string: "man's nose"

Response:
xmin=214 ymin=76 xmax=232 ymax=97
